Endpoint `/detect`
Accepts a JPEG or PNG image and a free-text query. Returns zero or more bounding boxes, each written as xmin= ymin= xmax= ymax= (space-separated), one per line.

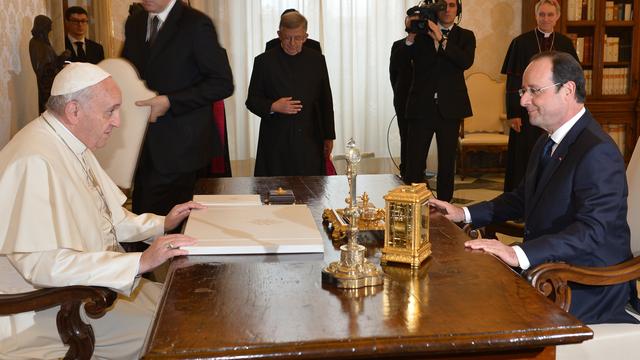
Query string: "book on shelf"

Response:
xmin=576 ymin=36 xmax=584 ymax=62
xmin=567 ymin=0 xmax=577 ymax=20
xmin=583 ymin=69 xmax=592 ymax=96
xmin=570 ymin=35 xmax=593 ymax=64
xmin=605 ymin=124 xmax=625 ymax=156
xmin=605 ymin=1 xmax=615 ymax=21
xmin=568 ymin=0 xmax=595 ymax=20
xmin=604 ymin=36 xmax=619 ymax=62
xmin=624 ymin=3 xmax=633 ymax=20
xmin=602 ymin=67 xmax=630 ymax=95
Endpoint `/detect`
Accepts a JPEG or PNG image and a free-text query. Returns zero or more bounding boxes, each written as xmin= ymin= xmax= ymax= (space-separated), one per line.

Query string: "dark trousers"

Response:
xmin=396 ymin=111 xmax=408 ymax=178
xmin=132 ymin=148 xmax=199 ymax=216
xmin=404 ymin=105 xmax=460 ymax=202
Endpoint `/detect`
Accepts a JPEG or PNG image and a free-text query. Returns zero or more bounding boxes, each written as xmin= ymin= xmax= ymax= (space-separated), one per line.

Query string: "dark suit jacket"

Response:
xmin=389 ymin=39 xmax=413 ymax=119
xmin=65 ymin=37 xmax=104 ymax=64
xmin=469 ymin=110 xmax=636 ymax=324
xmin=390 ymin=24 xmax=475 ymax=120
xmin=121 ymin=0 xmax=234 ymax=174
xmin=265 ymin=37 xmax=322 ymax=53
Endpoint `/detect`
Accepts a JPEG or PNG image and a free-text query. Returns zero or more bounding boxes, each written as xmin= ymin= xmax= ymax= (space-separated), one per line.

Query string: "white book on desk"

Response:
xmin=193 ymin=194 xmax=262 ymax=206
xmin=182 ymin=205 xmax=324 ymax=255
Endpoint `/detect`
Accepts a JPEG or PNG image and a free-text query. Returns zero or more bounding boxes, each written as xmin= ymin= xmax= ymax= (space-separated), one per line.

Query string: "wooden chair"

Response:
xmin=457 ymin=72 xmax=509 ymax=179
xmin=525 ymin=139 xmax=640 ymax=359
xmin=0 ymin=285 xmax=117 ymax=360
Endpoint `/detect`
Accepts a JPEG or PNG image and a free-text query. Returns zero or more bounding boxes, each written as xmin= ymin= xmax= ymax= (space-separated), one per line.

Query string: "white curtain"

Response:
xmin=191 ymin=0 xmax=415 ymax=161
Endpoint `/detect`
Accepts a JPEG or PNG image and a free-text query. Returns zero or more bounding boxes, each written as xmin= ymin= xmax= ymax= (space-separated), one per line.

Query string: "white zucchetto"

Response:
xmin=51 ymin=62 xmax=111 ymax=96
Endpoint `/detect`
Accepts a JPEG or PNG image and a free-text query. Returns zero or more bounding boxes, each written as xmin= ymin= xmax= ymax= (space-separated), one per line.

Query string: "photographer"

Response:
xmin=390 ymin=0 xmax=475 ymax=201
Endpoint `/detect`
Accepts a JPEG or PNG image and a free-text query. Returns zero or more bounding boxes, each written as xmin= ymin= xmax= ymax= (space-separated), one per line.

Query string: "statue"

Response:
xmin=29 ymin=15 xmax=70 ymax=113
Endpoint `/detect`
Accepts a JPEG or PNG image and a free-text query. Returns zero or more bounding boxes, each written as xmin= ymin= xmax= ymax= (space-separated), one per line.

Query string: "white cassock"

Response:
xmin=0 ymin=112 xmax=165 ymax=359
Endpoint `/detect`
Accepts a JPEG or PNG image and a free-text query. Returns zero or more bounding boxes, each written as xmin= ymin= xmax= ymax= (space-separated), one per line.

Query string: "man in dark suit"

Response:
xmin=264 ymin=9 xmax=322 ymax=53
xmin=390 ymin=0 xmax=475 ymax=202
xmin=64 ymin=6 xmax=104 ymax=64
xmin=122 ymin=0 xmax=234 ymax=216
xmin=429 ymin=51 xmax=637 ymax=324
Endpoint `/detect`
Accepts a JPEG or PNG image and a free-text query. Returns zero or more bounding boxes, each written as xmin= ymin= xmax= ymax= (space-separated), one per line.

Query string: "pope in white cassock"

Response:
xmin=0 ymin=62 xmax=204 ymax=359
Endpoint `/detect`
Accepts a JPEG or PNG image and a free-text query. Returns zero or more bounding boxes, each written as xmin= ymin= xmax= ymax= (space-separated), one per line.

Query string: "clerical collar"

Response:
xmin=536 ymin=28 xmax=553 ymax=38
xmin=149 ymin=0 xmax=176 ymax=23
xmin=42 ymin=111 xmax=87 ymax=156
xmin=67 ymin=34 xmax=85 ymax=44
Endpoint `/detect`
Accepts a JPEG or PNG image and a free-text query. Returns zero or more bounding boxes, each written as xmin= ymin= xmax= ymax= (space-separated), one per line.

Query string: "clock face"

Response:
xmin=388 ymin=202 xmax=413 ymax=249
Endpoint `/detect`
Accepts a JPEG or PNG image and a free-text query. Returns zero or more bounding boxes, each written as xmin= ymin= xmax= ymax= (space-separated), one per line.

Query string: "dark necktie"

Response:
xmin=441 ymin=29 xmax=450 ymax=37
xmin=74 ymin=41 xmax=86 ymax=60
xmin=148 ymin=16 xmax=160 ymax=45
xmin=540 ymin=137 xmax=555 ymax=168
xmin=536 ymin=137 xmax=555 ymax=187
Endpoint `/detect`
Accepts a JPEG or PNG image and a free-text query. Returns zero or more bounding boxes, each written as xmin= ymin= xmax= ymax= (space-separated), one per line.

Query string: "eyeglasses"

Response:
xmin=280 ymin=35 xmax=307 ymax=43
xmin=68 ymin=19 xmax=89 ymax=25
xmin=518 ymin=82 xmax=563 ymax=97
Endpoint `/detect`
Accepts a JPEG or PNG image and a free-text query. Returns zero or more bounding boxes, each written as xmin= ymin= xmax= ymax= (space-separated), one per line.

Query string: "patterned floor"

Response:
xmin=427 ymin=173 xmax=506 ymax=206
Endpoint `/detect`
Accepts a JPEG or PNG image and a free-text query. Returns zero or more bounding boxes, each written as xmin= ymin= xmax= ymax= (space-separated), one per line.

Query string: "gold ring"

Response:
xmin=166 ymin=242 xmax=175 ymax=250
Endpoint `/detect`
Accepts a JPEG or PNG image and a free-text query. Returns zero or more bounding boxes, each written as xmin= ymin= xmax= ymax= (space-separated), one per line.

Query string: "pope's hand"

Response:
xmin=164 ymin=201 xmax=206 ymax=232
xmin=138 ymin=234 xmax=196 ymax=274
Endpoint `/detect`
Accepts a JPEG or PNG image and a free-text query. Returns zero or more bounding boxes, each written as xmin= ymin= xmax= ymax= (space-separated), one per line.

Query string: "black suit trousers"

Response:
xmin=404 ymin=102 xmax=460 ymax=202
xmin=132 ymin=146 xmax=198 ymax=216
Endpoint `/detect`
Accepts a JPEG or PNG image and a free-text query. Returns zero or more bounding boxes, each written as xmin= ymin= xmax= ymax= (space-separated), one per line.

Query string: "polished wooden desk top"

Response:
xmin=142 ymin=175 xmax=592 ymax=359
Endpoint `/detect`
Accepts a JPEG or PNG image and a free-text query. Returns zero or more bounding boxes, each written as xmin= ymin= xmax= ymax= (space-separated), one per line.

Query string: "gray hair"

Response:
xmin=279 ymin=11 xmax=307 ymax=31
xmin=46 ymin=85 xmax=96 ymax=115
xmin=535 ymin=0 xmax=561 ymax=15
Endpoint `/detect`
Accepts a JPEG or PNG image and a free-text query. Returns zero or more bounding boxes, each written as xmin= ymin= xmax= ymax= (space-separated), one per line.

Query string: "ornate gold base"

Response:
xmin=381 ymin=243 xmax=432 ymax=268
xmin=322 ymin=243 xmax=384 ymax=289
xmin=322 ymin=207 xmax=385 ymax=241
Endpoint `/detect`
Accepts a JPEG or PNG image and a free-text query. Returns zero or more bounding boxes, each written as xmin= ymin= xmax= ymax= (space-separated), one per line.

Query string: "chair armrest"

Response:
xmin=0 ymin=286 xmax=117 ymax=360
xmin=525 ymin=257 xmax=640 ymax=312
xmin=485 ymin=221 xmax=525 ymax=239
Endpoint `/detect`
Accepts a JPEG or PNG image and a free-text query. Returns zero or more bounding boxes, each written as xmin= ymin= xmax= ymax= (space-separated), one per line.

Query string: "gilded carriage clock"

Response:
xmin=381 ymin=183 xmax=433 ymax=268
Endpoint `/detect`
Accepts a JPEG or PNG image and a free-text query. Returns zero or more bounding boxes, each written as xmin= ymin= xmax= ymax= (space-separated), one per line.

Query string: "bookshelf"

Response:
xmin=521 ymin=0 xmax=639 ymax=162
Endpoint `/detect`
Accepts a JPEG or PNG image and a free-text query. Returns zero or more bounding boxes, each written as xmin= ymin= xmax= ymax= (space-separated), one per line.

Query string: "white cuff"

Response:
xmin=462 ymin=207 xmax=472 ymax=224
xmin=512 ymin=245 xmax=530 ymax=270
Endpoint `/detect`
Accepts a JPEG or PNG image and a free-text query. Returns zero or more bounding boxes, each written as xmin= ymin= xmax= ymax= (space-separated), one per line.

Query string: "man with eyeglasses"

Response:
xmin=64 ymin=6 xmax=104 ymax=64
xmin=430 ymin=51 xmax=638 ymax=325
xmin=246 ymin=11 xmax=335 ymax=176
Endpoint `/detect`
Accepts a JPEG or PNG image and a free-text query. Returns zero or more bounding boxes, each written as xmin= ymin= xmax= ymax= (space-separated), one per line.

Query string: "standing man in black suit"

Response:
xmin=64 ymin=6 xmax=104 ymax=64
xmin=264 ymin=9 xmax=322 ymax=53
xmin=390 ymin=0 xmax=475 ymax=202
xmin=430 ymin=51 xmax=637 ymax=324
xmin=122 ymin=0 xmax=234 ymax=216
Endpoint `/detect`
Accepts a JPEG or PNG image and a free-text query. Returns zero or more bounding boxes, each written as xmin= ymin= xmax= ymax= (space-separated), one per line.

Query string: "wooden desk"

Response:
xmin=142 ymin=175 xmax=592 ymax=359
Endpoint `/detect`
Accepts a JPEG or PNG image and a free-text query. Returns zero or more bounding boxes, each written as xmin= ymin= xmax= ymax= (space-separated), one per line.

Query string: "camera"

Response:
xmin=406 ymin=0 xmax=447 ymax=34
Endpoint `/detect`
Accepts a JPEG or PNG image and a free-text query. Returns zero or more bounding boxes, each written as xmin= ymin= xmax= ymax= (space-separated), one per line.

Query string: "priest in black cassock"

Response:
xmin=501 ymin=0 xmax=578 ymax=191
xmin=246 ymin=11 xmax=335 ymax=176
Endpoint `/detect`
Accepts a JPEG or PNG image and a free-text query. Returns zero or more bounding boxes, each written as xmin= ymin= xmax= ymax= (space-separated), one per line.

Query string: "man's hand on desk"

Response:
xmin=428 ymin=198 xmax=465 ymax=223
xmin=138 ymin=234 xmax=197 ymax=274
xmin=164 ymin=201 xmax=207 ymax=232
xmin=464 ymin=239 xmax=520 ymax=267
